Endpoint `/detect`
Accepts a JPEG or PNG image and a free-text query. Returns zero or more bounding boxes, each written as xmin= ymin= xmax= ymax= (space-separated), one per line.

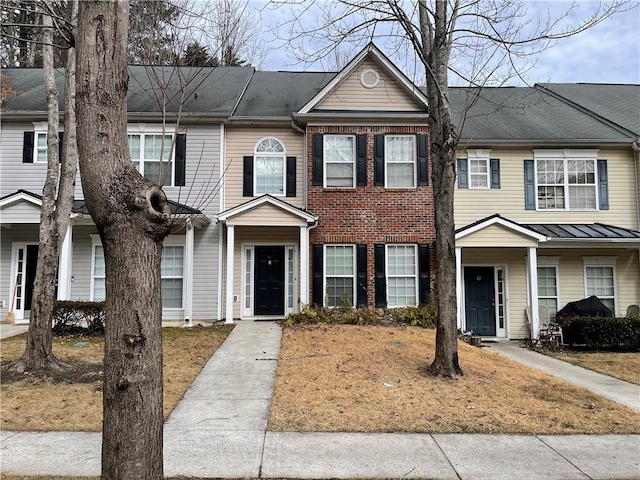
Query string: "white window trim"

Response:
xmin=287 ymin=246 xmax=296 ymax=314
xmin=127 ymin=125 xmax=177 ymax=187
xmin=582 ymin=256 xmax=617 ymax=315
xmin=254 ymin=137 xmax=286 ymax=196
xmin=324 ymin=134 xmax=356 ymax=188
xmin=90 ymin=235 xmax=104 ymax=302
xmin=323 ymin=244 xmax=356 ymax=307
xmin=162 ymin=236 xmax=186 ymax=310
xmin=31 ymin=122 xmax=63 ymax=164
xmin=537 ymin=264 xmax=560 ymax=319
xmin=243 ymin=246 xmax=254 ymax=317
xmin=385 ymin=244 xmax=419 ymax=308
xmin=384 ymin=135 xmax=417 ymax=189
xmin=533 ymin=149 xmax=600 ymax=212
xmin=466 ymin=149 xmax=491 ymax=190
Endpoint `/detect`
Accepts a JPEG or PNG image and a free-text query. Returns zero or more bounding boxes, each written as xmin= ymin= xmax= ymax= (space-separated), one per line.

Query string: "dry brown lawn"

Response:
xmin=546 ymin=350 xmax=640 ymax=385
xmin=1 ymin=325 xmax=233 ymax=432
xmin=268 ymin=325 xmax=640 ymax=435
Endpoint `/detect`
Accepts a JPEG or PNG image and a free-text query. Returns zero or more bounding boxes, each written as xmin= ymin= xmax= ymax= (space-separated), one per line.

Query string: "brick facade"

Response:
xmin=306 ymin=125 xmax=436 ymax=307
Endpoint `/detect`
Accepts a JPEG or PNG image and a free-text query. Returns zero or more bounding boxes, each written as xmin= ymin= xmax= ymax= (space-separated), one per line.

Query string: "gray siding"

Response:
xmin=69 ymin=225 xmax=95 ymax=300
xmin=0 ymin=201 xmax=42 ymax=223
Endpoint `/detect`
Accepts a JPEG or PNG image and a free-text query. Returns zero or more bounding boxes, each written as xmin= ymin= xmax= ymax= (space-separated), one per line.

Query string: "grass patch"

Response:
xmin=545 ymin=349 xmax=640 ymax=385
xmin=1 ymin=325 xmax=233 ymax=432
xmin=268 ymin=325 xmax=640 ymax=434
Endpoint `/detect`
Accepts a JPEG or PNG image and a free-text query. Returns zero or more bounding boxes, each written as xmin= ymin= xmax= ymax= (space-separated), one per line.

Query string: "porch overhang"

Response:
xmin=217 ymin=194 xmax=318 ymax=227
xmin=455 ymin=214 xmax=548 ymax=246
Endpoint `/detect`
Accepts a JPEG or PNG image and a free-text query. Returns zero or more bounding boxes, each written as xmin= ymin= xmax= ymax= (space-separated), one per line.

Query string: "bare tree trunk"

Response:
xmin=76 ymin=2 xmax=170 ymax=478
xmin=10 ymin=2 xmax=64 ymax=373
xmin=424 ymin=0 xmax=463 ymax=378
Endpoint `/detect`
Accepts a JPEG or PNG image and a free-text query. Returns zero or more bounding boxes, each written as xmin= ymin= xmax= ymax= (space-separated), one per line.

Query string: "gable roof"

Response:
xmin=297 ymin=43 xmax=428 ymax=114
xmin=449 ymin=86 xmax=635 ymax=144
xmin=1 ymin=66 xmax=254 ymax=119
xmin=217 ymin=194 xmax=317 ymax=224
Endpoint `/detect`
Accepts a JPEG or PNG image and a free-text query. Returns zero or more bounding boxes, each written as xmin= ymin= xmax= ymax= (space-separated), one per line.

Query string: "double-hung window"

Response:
xmin=92 ymin=240 xmax=184 ymax=308
xmin=324 ymin=135 xmax=355 ymax=187
xmin=469 ymin=158 xmax=489 ymax=188
xmin=324 ymin=245 xmax=355 ymax=306
xmin=457 ymin=149 xmax=499 ymax=190
xmin=535 ymin=150 xmax=598 ymax=210
xmin=386 ymin=245 xmax=418 ymax=307
xmin=35 ymin=131 xmax=48 ymax=163
xmin=583 ymin=257 xmax=616 ymax=314
xmin=255 ymin=138 xmax=286 ymax=195
xmin=128 ymin=133 xmax=174 ymax=185
xmin=537 ymin=265 xmax=559 ymax=318
xmin=385 ymin=136 xmax=416 ymax=188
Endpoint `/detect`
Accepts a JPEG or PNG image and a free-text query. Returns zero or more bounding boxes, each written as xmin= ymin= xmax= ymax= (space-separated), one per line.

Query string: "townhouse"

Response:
xmin=451 ymin=84 xmax=640 ymax=339
xmin=1 ymin=45 xmax=638 ymax=340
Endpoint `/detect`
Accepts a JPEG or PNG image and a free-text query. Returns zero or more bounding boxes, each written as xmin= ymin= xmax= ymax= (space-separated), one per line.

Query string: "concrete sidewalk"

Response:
xmin=0 ymin=323 xmax=28 ymax=339
xmin=1 ymin=321 xmax=640 ymax=479
xmin=487 ymin=340 xmax=640 ymax=413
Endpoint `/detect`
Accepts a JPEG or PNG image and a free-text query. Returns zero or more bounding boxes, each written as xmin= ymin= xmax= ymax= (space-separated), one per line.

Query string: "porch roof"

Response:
xmin=217 ymin=194 xmax=318 ymax=226
xmin=456 ymin=214 xmax=640 ymax=245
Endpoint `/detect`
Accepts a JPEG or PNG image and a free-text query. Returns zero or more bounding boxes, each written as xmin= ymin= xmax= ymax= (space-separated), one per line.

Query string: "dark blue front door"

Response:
xmin=464 ymin=266 xmax=496 ymax=336
xmin=254 ymin=246 xmax=285 ymax=316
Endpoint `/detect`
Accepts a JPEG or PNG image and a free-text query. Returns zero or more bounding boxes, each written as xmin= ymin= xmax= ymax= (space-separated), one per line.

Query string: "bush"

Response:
xmin=558 ymin=316 xmax=640 ymax=351
xmin=52 ymin=301 xmax=106 ymax=336
xmin=281 ymin=303 xmax=437 ymax=328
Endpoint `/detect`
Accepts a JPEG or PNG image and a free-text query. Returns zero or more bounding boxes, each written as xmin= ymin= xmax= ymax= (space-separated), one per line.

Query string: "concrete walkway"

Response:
xmin=1 ymin=322 xmax=640 ymax=479
xmin=0 ymin=323 xmax=28 ymax=339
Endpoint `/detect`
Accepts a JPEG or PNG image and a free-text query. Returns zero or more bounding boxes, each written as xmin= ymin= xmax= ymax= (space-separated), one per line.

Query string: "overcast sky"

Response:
xmin=252 ymin=1 xmax=640 ymax=85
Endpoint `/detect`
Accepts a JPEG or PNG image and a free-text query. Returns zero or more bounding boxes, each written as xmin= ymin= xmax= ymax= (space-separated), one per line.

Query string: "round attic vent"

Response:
xmin=360 ymin=69 xmax=380 ymax=88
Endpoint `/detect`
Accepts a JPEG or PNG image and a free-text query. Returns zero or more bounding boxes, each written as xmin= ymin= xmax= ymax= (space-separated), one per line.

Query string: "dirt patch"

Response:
xmin=1 ymin=325 xmax=233 ymax=432
xmin=546 ymin=350 xmax=640 ymax=385
xmin=268 ymin=325 xmax=640 ymax=434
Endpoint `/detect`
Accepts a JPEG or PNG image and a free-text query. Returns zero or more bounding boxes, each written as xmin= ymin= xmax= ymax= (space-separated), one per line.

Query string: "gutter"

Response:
xmin=632 ymin=138 xmax=640 ymax=231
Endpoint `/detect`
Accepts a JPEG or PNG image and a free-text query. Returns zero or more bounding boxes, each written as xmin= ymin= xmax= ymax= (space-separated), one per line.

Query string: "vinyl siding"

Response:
xmin=69 ymin=225 xmax=95 ymax=300
xmin=222 ymin=226 xmax=300 ymax=319
xmin=455 ymin=147 xmax=638 ymax=229
xmin=224 ymin=127 xmax=305 ymax=210
xmin=0 ymin=201 xmax=42 ymax=223
xmin=1 ymin=123 xmax=50 ymax=198
xmin=192 ymin=224 xmax=220 ymax=320
xmin=457 ymin=224 xmax=539 ymax=247
xmin=228 ymin=204 xmax=309 ymax=226
xmin=318 ymin=58 xmax=422 ymax=112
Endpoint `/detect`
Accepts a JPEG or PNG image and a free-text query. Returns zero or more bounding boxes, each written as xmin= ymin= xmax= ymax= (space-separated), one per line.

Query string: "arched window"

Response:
xmin=254 ymin=138 xmax=286 ymax=195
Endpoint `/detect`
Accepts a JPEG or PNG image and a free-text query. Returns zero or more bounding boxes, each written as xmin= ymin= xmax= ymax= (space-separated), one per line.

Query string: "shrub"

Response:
xmin=52 ymin=301 xmax=106 ymax=336
xmin=281 ymin=303 xmax=437 ymax=328
xmin=558 ymin=316 xmax=640 ymax=351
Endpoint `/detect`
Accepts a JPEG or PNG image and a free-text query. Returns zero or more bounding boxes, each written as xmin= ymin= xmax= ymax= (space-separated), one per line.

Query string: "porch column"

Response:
xmin=57 ymin=224 xmax=73 ymax=300
xmin=527 ymin=246 xmax=540 ymax=339
xmin=455 ymin=247 xmax=463 ymax=330
xmin=299 ymin=226 xmax=309 ymax=305
xmin=183 ymin=220 xmax=194 ymax=325
xmin=225 ymin=225 xmax=235 ymax=324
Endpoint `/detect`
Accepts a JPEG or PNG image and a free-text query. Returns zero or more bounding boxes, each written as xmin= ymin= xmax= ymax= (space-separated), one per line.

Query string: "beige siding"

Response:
xmin=0 ymin=201 xmax=42 ymax=223
xmin=318 ymin=58 xmax=422 ymax=112
xmin=455 ymin=147 xmax=638 ymax=230
xmin=224 ymin=127 xmax=304 ymax=210
xmin=317 ymin=60 xmax=422 ymax=112
xmin=457 ymin=224 xmax=539 ymax=248
xmin=228 ymin=203 xmax=308 ymax=226
xmin=221 ymin=226 xmax=300 ymax=320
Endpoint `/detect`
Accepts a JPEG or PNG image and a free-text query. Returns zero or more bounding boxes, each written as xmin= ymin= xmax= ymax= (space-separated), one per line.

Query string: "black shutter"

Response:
xmin=417 ymin=134 xmax=428 ymax=186
xmin=243 ymin=156 xmax=253 ymax=196
xmin=374 ymin=134 xmax=385 ymax=186
xmin=312 ymin=244 xmax=324 ymax=306
xmin=58 ymin=132 xmax=64 ymax=163
xmin=490 ymin=158 xmax=500 ymax=189
xmin=174 ymin=134 xmax=186 ymax=186
xmin=356 ymin=244 xmax=367 ymax=308
xmin=312 ymin=133 xmax=323 ymax=186
xmin=286 ymin=156 xmax=296 ymax=197
xmin=374 ymin=244 xmax=386 ymax=308
xmin=356 ymin=134 xmax=367 ymax=186
xmin=598 ymin=159 xmax=609 ymax=210
xmin=457 ymin=158 xmax=468 ymax=188
xmin=524 ymin=159 xmax=535 ymax=210
xmin=23 ymin=132 xmax=34 ymax=163
xmin=418 ymin=244 xmax=431 ymax=305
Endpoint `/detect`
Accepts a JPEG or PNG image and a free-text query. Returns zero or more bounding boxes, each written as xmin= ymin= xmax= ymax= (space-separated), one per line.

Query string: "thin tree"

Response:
xmin=272 ymin=0 xmax=628 ymax=377
xmin=9 ymin=0 xmax=78 ymax=373
xmin=76 ymin=1 xmax=169 ymax=477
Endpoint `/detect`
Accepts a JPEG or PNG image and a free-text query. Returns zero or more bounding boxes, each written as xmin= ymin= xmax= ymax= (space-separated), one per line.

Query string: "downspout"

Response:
xmin=632 ymin=138 xmax=640 ymax=231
